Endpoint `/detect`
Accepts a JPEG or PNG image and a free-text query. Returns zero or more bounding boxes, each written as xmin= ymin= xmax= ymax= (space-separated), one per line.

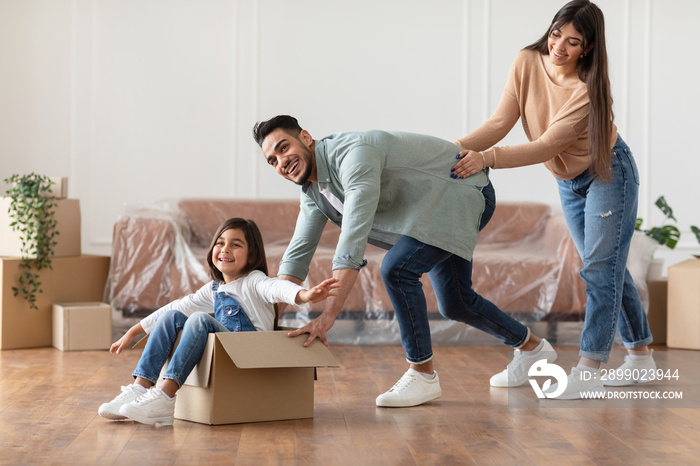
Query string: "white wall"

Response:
xmin=1 ymin=0 xmax=699 ymax=268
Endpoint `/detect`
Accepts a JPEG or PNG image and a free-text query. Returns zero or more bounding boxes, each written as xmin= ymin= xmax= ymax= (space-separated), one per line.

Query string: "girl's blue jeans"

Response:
xmin=556 ymin=135 xmax=652 ymax=363
xmin=133 ymin=282 xmax=256 ymax=387
xmin=381 ymin=182 xmax=530 ymax=364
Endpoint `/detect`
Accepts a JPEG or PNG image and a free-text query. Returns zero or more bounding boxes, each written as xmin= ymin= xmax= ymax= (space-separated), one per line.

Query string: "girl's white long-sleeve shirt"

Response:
xmin=139 ymin=270 xmax=304 ymax=333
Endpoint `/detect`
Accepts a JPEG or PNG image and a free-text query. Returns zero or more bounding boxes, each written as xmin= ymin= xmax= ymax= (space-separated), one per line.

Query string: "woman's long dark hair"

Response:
xmin=525 ymin=0 xmax=613 ymax=181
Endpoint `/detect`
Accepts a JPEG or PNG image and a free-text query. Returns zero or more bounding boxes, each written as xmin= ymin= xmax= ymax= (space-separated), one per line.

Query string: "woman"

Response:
xmin=452 ymin=0 xmax=655 ymax=399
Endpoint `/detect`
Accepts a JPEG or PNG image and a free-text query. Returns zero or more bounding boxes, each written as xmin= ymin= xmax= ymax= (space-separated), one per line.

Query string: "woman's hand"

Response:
xmin=451 ymin=150 xmax=486 ymax=179
xmin=296 ymin=277 xmax=340 ymax=304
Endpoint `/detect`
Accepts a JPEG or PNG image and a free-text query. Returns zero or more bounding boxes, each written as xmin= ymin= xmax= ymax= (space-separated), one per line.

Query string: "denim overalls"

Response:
xmin=213 ymin=281 xmax=256 ymax=332
xmin=133 ymin=281 xmax=256 ymax=386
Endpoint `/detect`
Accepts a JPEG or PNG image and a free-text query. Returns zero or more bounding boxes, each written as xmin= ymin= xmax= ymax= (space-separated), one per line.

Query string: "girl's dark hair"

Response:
xmin=252 ymin=115 xmax=303 ymax=147
xmin=525 ymin=0 xmax=613 ymax=181
xmin=206 ymin=218 xmax=268 ymax=282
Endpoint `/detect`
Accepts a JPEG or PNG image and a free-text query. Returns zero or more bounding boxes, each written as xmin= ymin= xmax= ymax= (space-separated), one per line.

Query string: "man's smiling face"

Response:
xmin=261 ymin=128 xmax=316 ymax=186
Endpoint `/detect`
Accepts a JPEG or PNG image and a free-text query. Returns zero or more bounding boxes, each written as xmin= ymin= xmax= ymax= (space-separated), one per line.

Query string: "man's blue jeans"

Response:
xmin=133 ymin=282 xmax=257 ymax=387
xmin=557 ymin=135 xmax=652 ymax=363
xmin=381 ymin=182 xmax=529 ymax=364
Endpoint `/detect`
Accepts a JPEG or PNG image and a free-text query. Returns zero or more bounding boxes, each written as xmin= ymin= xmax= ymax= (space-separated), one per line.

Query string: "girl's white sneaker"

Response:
xmin=98 ymin=384 xmax=148 ymax=420
xmin=119 ymin=387 xmax=175 ymax=425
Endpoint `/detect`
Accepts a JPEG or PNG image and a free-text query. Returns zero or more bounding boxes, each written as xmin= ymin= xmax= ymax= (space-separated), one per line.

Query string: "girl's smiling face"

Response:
xmin=212 ymin=228 xmax=250 ymax=283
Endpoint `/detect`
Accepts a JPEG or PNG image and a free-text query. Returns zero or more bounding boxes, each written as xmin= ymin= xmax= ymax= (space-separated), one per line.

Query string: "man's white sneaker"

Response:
xmin=604 ymin=350 xmax=657 ymax=387
xmin=98 ymin=384 xmax=148 ymax=420
xmin=546 ymin=367 xmax=605 ymax=400
xmin=119 ymin=387 xmax=176 ymax=425
xmin=490 ymin=339 xmax=557 ymax=387
xmin=376 ymin=369 xmax=441 ymax=407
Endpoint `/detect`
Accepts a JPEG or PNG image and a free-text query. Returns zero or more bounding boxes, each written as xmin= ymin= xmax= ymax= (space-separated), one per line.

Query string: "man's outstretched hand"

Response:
xmin=287 ymin=311 xmax=337 ymax=348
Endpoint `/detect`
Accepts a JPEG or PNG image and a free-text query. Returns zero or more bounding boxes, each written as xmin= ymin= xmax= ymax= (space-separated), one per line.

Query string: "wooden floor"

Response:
xmin=1 ymin=343 xmax=699 ymax=465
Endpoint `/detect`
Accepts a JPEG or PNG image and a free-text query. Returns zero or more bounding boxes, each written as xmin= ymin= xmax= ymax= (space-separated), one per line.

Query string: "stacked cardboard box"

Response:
xmin=667 ymin=258 xmax=700 ymax=350
xmin=0 ymin=177 xmax=81 ymax=258
xmin=0 ymin=177 xmax=111 ymax=350
xmin=647 ymin=279 xmax=668 ymax=345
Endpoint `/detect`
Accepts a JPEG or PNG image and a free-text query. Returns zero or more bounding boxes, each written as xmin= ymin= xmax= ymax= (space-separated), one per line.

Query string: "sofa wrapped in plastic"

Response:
xmin=106 ymin=199 xmax=654 ymax=344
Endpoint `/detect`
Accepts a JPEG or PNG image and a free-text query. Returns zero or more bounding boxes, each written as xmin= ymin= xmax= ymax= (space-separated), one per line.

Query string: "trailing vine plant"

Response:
xmin=4 ymin=173 xmax=60 ymax=310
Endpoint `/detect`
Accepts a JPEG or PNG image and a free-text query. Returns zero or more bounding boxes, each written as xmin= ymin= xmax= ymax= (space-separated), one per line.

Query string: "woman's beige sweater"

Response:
xmin=456 ymin=49 xmax=617 ymax=180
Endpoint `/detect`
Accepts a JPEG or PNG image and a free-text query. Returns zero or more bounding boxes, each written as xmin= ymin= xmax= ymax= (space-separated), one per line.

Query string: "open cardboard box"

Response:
xmin=136 ymin=330 xmax=338 ymax=425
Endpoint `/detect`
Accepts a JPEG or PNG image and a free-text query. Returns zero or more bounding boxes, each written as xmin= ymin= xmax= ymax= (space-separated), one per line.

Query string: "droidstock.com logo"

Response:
xmin=528 ymin=359 xmax=568 ymax=398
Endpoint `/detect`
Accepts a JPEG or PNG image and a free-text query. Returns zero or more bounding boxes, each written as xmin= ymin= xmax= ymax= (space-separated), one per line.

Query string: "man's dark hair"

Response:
xmin=252 ymin=115 xmax=303 ymax=147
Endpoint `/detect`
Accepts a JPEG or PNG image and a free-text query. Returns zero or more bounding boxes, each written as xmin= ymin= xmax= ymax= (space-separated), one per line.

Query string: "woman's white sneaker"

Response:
xmin=98 ymin=384 xmax=148 ymax=420
xmin=604 ymin=350 xmax=657 ymax=387
xmin=119 ymin=387 xmax=176 ymax=425
xmin=546 ymin=367 xmax=605 ymax=400
xmin=490 ymin=339 xmax=557 ymax=387
xmin=376 ymin=369 xmax=441 ymax=407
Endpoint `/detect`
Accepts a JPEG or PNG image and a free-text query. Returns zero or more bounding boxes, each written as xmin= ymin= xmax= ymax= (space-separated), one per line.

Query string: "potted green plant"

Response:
xmin=637 ymin=196 xmax=700 ymax=262
xmin=692 ymin=226 xmax=700 ymax=251
xmin=636 ymin=196 xmax=681 ymax=249
xmin=4 ymin=173 xmax=60 ymax=310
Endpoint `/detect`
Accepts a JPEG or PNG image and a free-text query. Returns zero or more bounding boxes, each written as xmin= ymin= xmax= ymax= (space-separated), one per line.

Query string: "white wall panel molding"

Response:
xmin=70 ymin=0 xmax=112 ymax=250
xmin=233 ymin=0 xmax=261 ymax=198
xmin=640 ymin=0 xmax=653 ymax=226
xmin=481 ymin=0 xmax=491 ymax=122
xmin=460 ymin=0 xmax=470 ymax=135
xmin=1 ymin=0 xmax=698 ymax=258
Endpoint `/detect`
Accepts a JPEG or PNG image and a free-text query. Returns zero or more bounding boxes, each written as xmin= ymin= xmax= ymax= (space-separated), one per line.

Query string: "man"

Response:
xmin=253 ymin=115 xmax=553 ymax=408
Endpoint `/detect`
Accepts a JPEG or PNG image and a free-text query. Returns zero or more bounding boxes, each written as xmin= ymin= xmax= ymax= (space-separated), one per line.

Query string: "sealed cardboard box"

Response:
xmin=667 ymin=259 xmax=700 ymax=350
xmin=48 ymin=177 xmax=69 ymax=199
xmin=7 ymin=177 xmax=68 ymax=198
xmin=0 ymin=255 xmax=110 ymax=350
xmin=647 ymin=279 xmax=668 ymax=345
xmin=0 ymin=197 xmax=81 ymax=258
xmin=150 ymin=331 xmax=338 ymax=425
xmin=52 ymin=302 xmax=112 ymax=351
xmin=41 ymin=177 xmax=69 ymax=199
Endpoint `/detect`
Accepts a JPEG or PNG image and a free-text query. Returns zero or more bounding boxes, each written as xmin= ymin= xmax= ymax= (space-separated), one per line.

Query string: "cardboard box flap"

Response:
xmin=136 ymin=332 xmax=216 ymax=388
xmin=216 ymin=331 xmax=338 ymax=369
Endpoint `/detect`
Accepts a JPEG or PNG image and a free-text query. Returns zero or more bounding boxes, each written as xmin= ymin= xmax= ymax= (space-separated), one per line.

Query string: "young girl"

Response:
xmin=99 ymin=217 xmax=339 ymax=425
xmin=452 ymin=0 xmax=654 ymax=399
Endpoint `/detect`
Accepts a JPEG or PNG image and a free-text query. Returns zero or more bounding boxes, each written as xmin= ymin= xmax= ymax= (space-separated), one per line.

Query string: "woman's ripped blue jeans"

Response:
xmin=556 ymin=135 xmax=652 ymax=363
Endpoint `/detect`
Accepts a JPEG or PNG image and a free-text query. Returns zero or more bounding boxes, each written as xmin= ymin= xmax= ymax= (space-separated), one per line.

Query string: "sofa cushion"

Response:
xmin=108 ymin=198 xmax=592 ymax=325
xmin=478 ymin=202 xmax=551 ymax=244
xmin=177 ymin=199 xmax=302 ymax=248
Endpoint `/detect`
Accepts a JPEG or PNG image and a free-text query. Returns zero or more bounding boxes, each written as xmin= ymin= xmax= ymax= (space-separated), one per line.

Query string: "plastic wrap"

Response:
xmin=106 ymin=200 xmax=209 ymax=316
xmin=106 ymin=199 xmax=654 ymax=345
